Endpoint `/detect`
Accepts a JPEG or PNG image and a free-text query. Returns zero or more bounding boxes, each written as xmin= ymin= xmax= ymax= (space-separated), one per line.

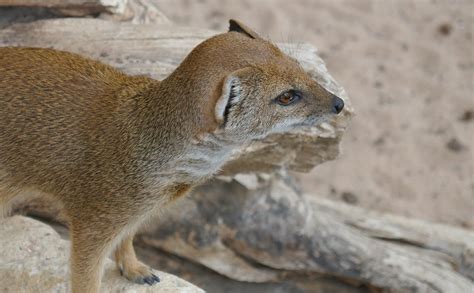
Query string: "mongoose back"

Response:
xmin=0 ymin=20 xmax=344 ymax=293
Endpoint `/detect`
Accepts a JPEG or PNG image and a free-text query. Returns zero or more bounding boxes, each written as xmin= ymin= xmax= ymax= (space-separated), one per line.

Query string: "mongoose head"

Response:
xmin=170 ymin=20 xmax=344 ymax=141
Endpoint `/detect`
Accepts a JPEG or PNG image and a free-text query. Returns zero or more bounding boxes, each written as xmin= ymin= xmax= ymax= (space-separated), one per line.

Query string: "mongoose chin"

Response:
xmin=0 ymin=19 xmax=344 ymax=293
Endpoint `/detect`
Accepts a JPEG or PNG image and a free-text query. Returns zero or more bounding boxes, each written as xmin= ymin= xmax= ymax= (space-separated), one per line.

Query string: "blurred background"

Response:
xmin=155 ymin=0 xmax=473 ymax=228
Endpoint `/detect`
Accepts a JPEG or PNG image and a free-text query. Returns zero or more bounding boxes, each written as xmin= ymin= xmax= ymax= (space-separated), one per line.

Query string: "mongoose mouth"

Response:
xmin=295 ymin=114 xmax=333 ymax=128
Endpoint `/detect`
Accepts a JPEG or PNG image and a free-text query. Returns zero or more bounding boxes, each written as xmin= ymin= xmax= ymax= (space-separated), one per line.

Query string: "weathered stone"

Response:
xmin=0 ymin=0 xmax=127 ymax=16
xmin=99 ymin=0 xmax=171 ymax=24
xmin=142 ymin=174 xmax=474 ymax=292
xmin=0 ymin=216 xmax=204 ymax=293
xmin=0 ymin=17 xmax=353 ymax=174
xmin=135 ymin=241 xmax=367 ymax=293
xmin=14 ymin=174 xmax=474 ymax=292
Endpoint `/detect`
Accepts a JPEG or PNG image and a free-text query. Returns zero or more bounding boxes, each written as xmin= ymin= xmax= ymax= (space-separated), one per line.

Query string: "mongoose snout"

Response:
xmin=0 ymin=19 xmax=344 ymax=293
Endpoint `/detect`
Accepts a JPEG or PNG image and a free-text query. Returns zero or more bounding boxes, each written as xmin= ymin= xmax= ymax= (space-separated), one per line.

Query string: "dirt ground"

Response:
xmin=156 ymin=0 xmax=474 ymax=228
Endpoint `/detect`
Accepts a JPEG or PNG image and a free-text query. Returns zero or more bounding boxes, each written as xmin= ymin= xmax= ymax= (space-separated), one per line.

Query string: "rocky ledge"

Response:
xmin=0 ymin=216 xmax=204 ymax=293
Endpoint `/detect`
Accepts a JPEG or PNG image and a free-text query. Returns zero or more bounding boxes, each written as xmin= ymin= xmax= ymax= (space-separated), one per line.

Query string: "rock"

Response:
xmin=0 ymin=216 xmax=204 ymax=293
xmin=446 ymin=137 xmax=466 ymax=152
xmin=99 ymin=0 xmax=171 ymax=24
xmin=0 ymin=17 xmax=353 ymax=174
xmin=0 ymin=0 xmax=127 ymax=16
xmin=135 ymin=241 xmax=366 ymax=293
xmin=141 ymin=174 xmax=474 ymax=292
xmin=12 ymin=174 xmax=474 ymax=292
xmin=340 ymin=191 xmax=358 ymax=204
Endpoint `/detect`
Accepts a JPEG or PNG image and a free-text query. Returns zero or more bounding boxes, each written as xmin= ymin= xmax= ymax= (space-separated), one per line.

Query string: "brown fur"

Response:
xmin=0 ymin=20 xmax=343 ymax=293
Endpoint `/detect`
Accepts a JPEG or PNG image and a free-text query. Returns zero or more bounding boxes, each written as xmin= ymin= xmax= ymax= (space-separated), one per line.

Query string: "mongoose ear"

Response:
xmin=228 ymin=19 xmax=261 ymax=39
xmin=215 ymin=74 xmax=243 ymax=126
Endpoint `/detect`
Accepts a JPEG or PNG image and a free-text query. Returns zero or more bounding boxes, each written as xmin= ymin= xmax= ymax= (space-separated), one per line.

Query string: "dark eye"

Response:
xmin=275 ymin=90 xmax=301 ymax=106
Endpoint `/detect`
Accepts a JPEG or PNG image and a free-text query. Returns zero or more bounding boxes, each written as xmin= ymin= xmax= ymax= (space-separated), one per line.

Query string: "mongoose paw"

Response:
xmin=140 ymin=273 xmax=161 ymax=285
xmin=118 ymin=262 xmax=160 ymax=285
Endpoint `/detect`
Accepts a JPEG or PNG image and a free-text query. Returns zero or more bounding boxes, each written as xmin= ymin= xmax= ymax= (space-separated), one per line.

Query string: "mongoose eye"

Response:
xmin=275 ymin=90 xmax=301 ymax=106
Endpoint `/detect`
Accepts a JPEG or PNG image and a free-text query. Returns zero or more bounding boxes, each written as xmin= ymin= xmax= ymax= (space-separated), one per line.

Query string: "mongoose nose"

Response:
xmin=332 ymin=95 xmax=344 ymax=114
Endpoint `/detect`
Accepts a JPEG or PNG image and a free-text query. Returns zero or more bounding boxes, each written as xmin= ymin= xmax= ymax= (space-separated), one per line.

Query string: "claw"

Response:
xmin=152 ymin=273 xmax=160 ymax=283
xmin=141 ymin=273 xmax=160 ymax=286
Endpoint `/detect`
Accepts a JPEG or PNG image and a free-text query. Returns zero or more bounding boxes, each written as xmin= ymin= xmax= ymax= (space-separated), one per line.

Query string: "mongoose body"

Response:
xmin=0 ymin=20 xmax=343 ymax=293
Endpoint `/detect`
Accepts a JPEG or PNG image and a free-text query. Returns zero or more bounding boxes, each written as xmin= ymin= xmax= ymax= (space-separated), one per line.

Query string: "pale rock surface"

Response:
xmin=0 ymin=216 xmax=204 ymax=293
xmin=142 ymin=174 xmax=474 ymax=292
xmin=0 ymin=0 xmax=127 ymax=16
xmin=99 ymin=0 xmax=171 ymax=24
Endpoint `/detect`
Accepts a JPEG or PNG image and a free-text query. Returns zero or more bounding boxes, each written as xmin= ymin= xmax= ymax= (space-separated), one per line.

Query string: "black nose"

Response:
xmin=332 ymin=95 xmax=344 ymax=114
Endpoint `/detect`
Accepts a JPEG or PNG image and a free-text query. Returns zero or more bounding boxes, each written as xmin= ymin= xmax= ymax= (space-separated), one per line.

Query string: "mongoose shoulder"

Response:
xmin=0 ymin=20 xmax=344 ymax=293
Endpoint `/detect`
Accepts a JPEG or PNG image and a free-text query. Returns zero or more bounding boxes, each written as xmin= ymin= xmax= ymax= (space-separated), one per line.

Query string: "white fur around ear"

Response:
xmin=215 ymin=75 xmax=242 ymax=125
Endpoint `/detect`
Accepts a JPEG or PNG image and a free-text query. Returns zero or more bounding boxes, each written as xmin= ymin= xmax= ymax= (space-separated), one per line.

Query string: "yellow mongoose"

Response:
xmin=0 ymin=20 xmax=343 ymax=293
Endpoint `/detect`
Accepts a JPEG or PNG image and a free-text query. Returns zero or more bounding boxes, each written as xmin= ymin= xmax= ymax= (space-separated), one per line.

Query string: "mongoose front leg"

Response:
xmin=114 ymin=234 xmax=160 ymax=285
xmin=69 ymin=219 xmax=126 ymax=293
xmin=70 ymin=231 xmax=107 ymax=293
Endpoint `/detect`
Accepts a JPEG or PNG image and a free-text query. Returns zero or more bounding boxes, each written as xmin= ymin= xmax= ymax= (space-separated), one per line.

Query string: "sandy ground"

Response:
xmin=155 ymin=0 xmax=474 ymax=228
